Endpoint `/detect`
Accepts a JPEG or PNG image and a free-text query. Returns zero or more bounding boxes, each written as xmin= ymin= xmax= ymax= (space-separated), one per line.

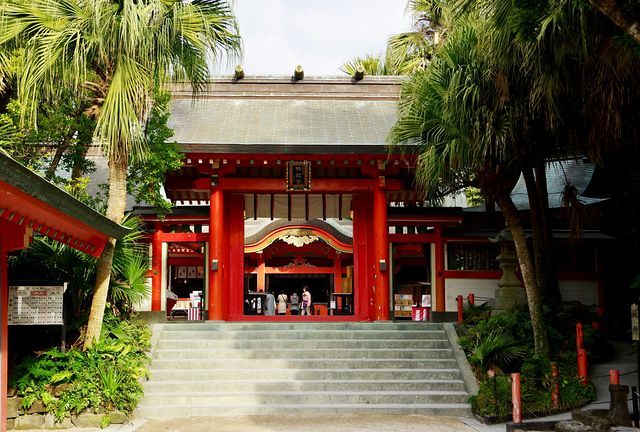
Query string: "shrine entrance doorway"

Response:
xmin=243 ymin=220 xmax=354 ymax=318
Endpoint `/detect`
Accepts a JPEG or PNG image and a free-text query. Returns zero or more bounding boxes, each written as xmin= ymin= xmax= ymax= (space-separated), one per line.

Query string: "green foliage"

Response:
xmin=340 ymin=54 xmax=389 ymax=76
xmin=463 ymin=301 xmax=491 ymax=325
xmin=462 ymin=304 xmax=597 ymax=417
xmin=0 ymin=92 xmax=96 ymax=177
xmin=465 ymin=186 xmax=484 ymax=207
xmin=469 ymin=373 xmax=513 ymax=417
xmin=465 ymin=329 xmax=527 ymax=371
xmin=10 ymin=318 xmax=150 ymax=421
xmin=128 ymin=89 xmax=183 ymax=213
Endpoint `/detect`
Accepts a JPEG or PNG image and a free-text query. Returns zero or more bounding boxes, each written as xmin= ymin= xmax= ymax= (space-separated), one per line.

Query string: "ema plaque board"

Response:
xmin=8 ymin=286 xmax=64 ymax=325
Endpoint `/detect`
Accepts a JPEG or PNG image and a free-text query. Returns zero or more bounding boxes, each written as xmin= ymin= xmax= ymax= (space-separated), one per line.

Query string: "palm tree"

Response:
xmin=0 ymin=0 xmax=240 ymax=348
xmin=340 ymin=54 xmax=389 ymax=76
xmin=341 ymin=0 xmax=445 ymax=77
xmin=389 ymin=18 xmax=550 ymax=357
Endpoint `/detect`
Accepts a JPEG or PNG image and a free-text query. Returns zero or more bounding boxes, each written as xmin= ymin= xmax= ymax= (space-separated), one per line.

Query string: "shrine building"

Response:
xmin=134 ymin=76 xmax=606 ymax=322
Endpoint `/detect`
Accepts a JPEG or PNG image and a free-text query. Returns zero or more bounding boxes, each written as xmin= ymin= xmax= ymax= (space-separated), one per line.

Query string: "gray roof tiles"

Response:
xmin=168 ymin=98 xmax=397 ymax=153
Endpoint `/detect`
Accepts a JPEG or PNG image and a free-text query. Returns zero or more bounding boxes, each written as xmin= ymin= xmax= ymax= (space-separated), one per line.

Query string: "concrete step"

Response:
xmin=136 ymin=322 xmax=472 ymax=420
xmin=158 ymin=322 xmax=444 ymax=331
xmin=143 ymin=379 xmax=467 ymax=393
xmin=157 ymin=329 xmax=446 ymax=340
xmin=152 ymin=347 xmax=454 ymax=360
xmin=137 ymin=391 xmax=469 ymax=406
xmin=154 ymin=338 xmax=452 ymax=350
xmin=148 ymin=358 xmax=457 ymax=370
xmin=147 ymin=368 xmax=463 ymax=381
xmin=134 ymin=403 xmax=472 ymax=419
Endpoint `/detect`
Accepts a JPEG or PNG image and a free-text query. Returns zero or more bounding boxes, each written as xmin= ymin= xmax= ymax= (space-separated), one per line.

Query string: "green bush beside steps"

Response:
xmin=457 ymin=303 xmax=605 ymax=419
xmin=10 ymin=313 xmax=150 ymax=427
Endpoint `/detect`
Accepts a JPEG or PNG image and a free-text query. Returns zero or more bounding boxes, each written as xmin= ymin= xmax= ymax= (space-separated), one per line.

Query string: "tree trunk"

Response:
xmin=495 ymin=192 xmax=549 ymax=359
xmin=83 ymin=154 xmax=128 ymax=350
xmin=534 ymin=160 xmax=562 ymax=306
xmin=46 ymin=144 xmax=68 ymax=180
xmin=521 ymin=165 xmax=545 ymax=294
xmin=589 ymin=0 xmax=640 ymax=44
xmin=71 ymin=142 xmax=91 ymax=180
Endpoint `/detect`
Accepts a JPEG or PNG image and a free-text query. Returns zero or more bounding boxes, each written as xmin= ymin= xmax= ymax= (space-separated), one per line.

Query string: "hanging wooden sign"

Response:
xmin=286 ymin=160 xmax=311 ymax=191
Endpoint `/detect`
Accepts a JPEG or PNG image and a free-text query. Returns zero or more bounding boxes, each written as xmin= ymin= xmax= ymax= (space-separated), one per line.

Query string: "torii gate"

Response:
xmin=0 ymin=151 xmax=129 ymax=432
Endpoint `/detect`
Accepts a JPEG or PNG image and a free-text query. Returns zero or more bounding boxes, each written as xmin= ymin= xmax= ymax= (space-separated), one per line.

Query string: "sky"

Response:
xmin=219 ymin=0 xmax=412 ymax=76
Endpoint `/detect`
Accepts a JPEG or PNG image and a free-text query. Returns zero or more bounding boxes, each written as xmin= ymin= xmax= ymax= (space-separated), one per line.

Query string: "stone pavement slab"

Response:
xmin=11 ymin=415 xmax=483 ymax=432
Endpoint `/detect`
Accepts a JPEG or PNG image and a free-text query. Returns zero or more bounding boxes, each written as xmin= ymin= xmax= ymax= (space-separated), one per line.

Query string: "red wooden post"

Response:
xmin=551 ymin=362 xmax=560 ymax=408
xmin=467 ymin=293 xmax=475 ymax=306
xmin=576 ymin=322 xmax=584 ymax=349
xmin=577 ymin=348 xmax=588 ymax=385
xmin=257 ymin=254 xmax=266 ymax=292
xmin=209 ymin=185 xmax=224 ymax=320
xmin=610 ymin=369 xmax=620 ymax=385
xmin=1 ymin=237 xmax=8 ymax=432
xmin=512 ymin=373 xmax=522 ymax=424
xmin=576 ymin=322 xmax=588 ymax=384
xmin=457 ymin=295 xmax=464 ymax=324
xmin=150 ymin=223 xmax=162 ymax=311
xmin=372 ymin=186 xmax=389 ymax=320
xmin=434 ymin=225 xmax=445 ymax=312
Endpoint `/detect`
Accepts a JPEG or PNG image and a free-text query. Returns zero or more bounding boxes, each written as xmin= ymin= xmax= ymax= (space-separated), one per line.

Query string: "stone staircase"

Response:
xmin=135 ymin=322 xmax=473 ymax=418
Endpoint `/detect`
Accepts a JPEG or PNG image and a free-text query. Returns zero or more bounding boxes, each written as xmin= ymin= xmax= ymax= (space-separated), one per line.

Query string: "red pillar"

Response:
xmin=226 ymin=194 xmax=244 ymax=319
xmin=333 ymin=253 xmax=342 ymax=294
xmin=151 ymin=223 xmax=162 ymax=311
xmin=257 ymin=255 xmax=265 ymax=292
xmin=372 ymin=186 xmax=389 ymax=320
xmin=208 ymin=185 xmax=224 ymax=320
xmin=351 ymin=194 xmax=371 ymax=319
xmin=0 ymin=238 xmax=7 ymax=432
xmin=434 ymin=225 xmax=445 ymax=312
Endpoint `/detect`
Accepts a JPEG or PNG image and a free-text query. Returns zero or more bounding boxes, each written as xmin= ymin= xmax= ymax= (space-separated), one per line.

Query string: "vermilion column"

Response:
xmin=209 ymin=185 xmax=224 ymax=320
xmin=257 ymin=255 xmax=265 ymax=292
xmin=150 ymin=223 xmax=162 ymax=311
xmin=435 ymin=225 xmax=445 ymax=312
xmin=373 ymin=186 xmax=390 ymax=320
xmin=333 ymin=253 xmax=342 ymax=294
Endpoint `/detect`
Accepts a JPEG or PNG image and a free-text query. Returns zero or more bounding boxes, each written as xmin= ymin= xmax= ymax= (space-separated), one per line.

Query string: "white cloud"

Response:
xmin=222 ymin=0 xmax=412 ymax=76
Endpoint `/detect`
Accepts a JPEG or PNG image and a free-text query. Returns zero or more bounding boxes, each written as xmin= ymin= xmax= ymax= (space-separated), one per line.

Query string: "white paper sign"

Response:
xmin=8 ymin=286 xmax=64 ymax=325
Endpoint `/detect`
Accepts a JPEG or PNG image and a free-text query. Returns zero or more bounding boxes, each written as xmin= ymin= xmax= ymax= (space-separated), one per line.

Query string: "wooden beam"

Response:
xmin=218 ymin=178 xmax=398 ymax=192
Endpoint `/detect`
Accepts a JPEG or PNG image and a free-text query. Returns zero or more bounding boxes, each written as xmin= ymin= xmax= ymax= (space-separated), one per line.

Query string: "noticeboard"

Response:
xmin=8 ymin=286 xmax=64 ymax=325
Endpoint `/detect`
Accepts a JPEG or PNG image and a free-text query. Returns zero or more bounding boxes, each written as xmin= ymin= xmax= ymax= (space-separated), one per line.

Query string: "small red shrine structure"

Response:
xmin=0 ymin=151 xmax=128 ymax=432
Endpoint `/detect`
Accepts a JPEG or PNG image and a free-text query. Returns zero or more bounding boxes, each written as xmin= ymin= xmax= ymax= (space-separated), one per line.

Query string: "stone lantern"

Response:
xmin=490 ymin=228 xmax=526 ymax=314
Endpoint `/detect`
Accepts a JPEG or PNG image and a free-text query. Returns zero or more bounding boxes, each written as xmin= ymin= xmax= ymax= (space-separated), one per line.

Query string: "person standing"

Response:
xmin=277 ymin=291 xmax=288 ymax=315
xmin=264 ymin=290 xmax=276 ymax=316
xmin=301 ymin=286 xmax=312 ymax=316
xmin=290 ymin=292 xmax=300 ymax=315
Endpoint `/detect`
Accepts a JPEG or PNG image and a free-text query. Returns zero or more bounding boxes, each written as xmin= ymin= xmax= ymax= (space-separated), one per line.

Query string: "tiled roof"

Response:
xmin=465 ymin=158 xmax=607 ymax=211
xmin=0 ymin=150 xmax=129 ymax=240
xmin=168 ymin=98 xmax=398 ymax=154
xmin=509 ymin=159 xmax=607 ymax=209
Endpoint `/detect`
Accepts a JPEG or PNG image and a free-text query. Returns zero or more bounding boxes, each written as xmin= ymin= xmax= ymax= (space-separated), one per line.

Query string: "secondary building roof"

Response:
xmin=0 ymin=151 xmax=129 ymax=256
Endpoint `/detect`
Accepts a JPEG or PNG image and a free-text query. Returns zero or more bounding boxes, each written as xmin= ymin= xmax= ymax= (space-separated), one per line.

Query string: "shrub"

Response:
xmin=11 ymin=316 xmax=150 ymax=422
xmin=461 ymin=303 xmax=598 ymax=418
